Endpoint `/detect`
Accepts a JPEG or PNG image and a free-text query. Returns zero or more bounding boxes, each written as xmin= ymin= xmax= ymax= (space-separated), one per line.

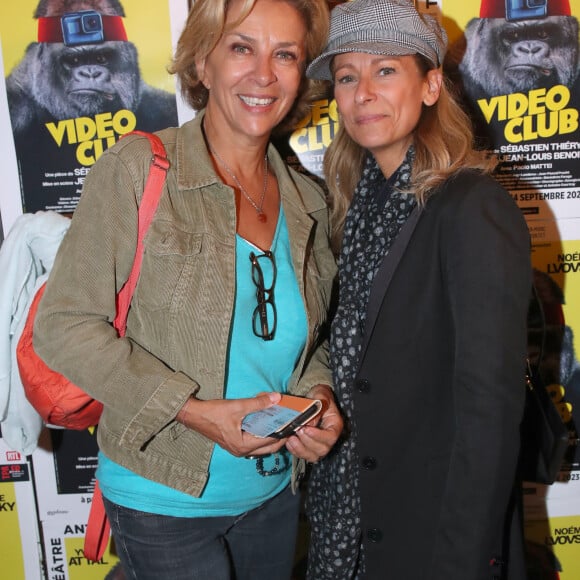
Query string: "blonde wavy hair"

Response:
xmin=324 ymin=55 xmax=497 ymax=249
xmin=169 ymin=0 xmax=330 ymax=134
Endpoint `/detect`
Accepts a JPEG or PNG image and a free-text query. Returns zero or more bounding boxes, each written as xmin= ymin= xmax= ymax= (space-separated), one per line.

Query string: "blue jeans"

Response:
xmin=103 ymin=486 xmax=300 ymax=580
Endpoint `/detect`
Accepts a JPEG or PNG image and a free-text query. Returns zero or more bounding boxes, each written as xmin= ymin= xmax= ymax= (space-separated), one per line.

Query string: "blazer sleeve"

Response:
xmin=430 ymin=173 xmax=532 ymax=578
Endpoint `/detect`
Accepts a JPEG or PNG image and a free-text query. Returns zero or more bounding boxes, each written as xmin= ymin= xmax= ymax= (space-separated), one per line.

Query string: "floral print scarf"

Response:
xmin=307 ymin=148 xmax=417 ymax=580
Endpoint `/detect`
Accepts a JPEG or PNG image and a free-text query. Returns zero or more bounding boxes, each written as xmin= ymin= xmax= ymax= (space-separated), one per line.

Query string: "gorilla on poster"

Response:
xmin=447 ymin=0 xmax=579 ymax=146
xmin=5 ymin=0 xmax=178 ymax=213
xmin=445 ymin=0 xmax=580 ymax=220
xmin=458 ymin=0 xmax=579 ymax=100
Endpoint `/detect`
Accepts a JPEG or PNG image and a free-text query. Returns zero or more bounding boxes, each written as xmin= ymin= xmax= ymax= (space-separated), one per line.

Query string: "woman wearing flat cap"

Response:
xmin=305 ymin=0 xmax=532 ymax=578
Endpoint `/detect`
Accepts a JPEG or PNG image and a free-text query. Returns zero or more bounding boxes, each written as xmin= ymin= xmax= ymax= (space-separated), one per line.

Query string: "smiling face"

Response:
xmin=332 ymin=52 xmax=442 ymax=176
xmin=197 ymin=0 xmax=307 ymax=149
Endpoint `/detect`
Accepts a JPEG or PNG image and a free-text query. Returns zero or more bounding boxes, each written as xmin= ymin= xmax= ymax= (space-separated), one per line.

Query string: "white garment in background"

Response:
xmin=0 ymin=211 xmax=70 ymax=454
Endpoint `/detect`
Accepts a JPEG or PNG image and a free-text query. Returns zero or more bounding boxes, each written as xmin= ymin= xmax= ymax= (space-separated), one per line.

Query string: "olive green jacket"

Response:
xmin=34 ymin=113 xmax=336 ymax=496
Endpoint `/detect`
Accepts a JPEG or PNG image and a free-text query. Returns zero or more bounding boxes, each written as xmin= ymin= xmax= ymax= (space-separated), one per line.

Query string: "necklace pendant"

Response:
xmin=257 ymin=211 xmax=267 ymax=223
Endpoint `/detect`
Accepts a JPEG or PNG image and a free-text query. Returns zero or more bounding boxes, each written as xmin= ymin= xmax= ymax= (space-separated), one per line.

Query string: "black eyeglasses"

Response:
xmin=249 ymin=250 xmax=277 ymax=341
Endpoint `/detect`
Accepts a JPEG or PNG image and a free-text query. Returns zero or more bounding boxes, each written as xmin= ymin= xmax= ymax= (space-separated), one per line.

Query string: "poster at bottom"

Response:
xmin=32 ymin=427 xmax=99 ymax=521
xmin=524 ymin=511 xmax=580 ymax=580
xmin=32 ymin=427 xmax=122 ymax=578
xmin=41 ymin=518 xmax=121 ymax=580
xmin=0 ymin=433 xmax=43 ymax=580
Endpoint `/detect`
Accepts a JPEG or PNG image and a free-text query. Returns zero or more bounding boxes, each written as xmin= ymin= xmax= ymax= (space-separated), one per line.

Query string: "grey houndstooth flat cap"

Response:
xmin=307 ymin=0 xmax=447 ymax=81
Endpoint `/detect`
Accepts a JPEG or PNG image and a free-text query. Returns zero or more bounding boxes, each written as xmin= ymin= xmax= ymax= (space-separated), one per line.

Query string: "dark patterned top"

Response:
xmin=307 ymin=148 xmax=417 ymax=580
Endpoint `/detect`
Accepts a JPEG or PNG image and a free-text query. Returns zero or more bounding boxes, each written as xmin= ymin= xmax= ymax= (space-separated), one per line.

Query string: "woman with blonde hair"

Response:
xmin=305 ymin=0 xmax=531 ymax=578
xmin=34 ymin=1 xmax=342 ymax=578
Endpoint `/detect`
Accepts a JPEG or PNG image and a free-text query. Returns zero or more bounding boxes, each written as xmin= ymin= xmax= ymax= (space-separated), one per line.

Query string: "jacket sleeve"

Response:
xmin=294 ymin=196 xmax=336 ymax=395
xmin=33 ymin=139 xmax=199 ymax=447
xmin=296 ymin=336 xmax=332 ymax=394
xmin=430 ymin=174 xmax=531 ymax=578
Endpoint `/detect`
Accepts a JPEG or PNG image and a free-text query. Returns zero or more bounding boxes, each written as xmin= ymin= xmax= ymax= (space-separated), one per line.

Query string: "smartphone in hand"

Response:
xmin=242 ymin=394 xmax=324 ymax=438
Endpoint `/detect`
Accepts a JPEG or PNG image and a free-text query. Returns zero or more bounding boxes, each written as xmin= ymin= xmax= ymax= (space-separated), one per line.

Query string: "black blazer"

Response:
xmin=354 ymin=170 xmax=531 ymax=579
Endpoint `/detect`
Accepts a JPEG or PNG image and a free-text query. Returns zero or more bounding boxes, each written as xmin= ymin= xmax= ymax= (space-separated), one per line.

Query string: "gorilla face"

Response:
xmin=460 ymin=15 xmax=579 ymax=96
xmin=22 ymin=0 xmax=137 ymax=119
xmin=6 ymin=0 xmax=178 ymax=137
xmin=29 ymin=41 xmax=140 ymax=119
xmin=497 ymin=18 xmax=578 ymax=90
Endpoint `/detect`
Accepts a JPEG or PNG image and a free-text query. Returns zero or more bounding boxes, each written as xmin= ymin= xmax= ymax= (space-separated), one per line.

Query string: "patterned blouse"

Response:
xmin=307 ymin=147 xmax=417 ymax=580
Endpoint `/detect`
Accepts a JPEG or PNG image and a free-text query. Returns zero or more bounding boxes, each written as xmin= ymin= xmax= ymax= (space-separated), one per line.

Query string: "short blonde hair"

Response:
xmin=169 ymin=0 xmax=330 ymax=133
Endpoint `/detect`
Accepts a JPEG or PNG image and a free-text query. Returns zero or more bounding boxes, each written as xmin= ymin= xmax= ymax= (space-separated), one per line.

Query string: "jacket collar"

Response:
xmin=174 ymin=111 xmax=326 ymax=217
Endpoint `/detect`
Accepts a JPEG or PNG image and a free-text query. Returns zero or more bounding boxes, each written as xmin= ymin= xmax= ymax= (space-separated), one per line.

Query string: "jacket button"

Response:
xmin=366 ymin=528 xmax=383 ymax=543
xmin=355 ymin=378 xmax=371 ymax=393
xmin=362 ymin=456 xmax=377 ymax=470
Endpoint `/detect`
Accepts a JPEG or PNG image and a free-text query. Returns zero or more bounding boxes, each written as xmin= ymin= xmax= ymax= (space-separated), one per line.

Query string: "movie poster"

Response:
xmin=445 ymin=0 xmax=580 ymax=570
xmin=41 ymin=518 xmax=122 ymax=580
xmin=526 ymin=220 xmax=580 ymax=473
xmin=444 ymin=0 xmax=580 ymax=464
xmin=444 ymin=0 xmax=580 ymax=222
xmin=32 ymin=428 xmax=121 ymax=579
xmin=0 ymin=47 xmax=22 ymax=238
xmin=0 ymin=0 xmax=179 ymax=214
xmin=0 ymin=433 xmax=43 ymax=580
xmin=524 ymin=512 xmax=580 ymax=579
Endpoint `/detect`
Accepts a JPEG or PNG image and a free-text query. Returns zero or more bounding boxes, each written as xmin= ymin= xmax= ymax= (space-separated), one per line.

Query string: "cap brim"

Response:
xmin=307 ymin=40 xmax=426 ymax=81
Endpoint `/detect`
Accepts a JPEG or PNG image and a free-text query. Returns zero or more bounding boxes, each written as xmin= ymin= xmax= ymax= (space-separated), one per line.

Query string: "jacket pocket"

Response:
xmin=135 ymin=221 xmax=202 ymax=311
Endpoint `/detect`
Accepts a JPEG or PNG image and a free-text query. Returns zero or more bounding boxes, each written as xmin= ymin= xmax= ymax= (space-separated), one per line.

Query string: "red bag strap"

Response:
xmin=83 ymin=481 xmax=110 ymax=562
xmin=84 ymin=131 xmax=169 ymax=562
xmin=114 ymin=131 xmax=169 ymax=337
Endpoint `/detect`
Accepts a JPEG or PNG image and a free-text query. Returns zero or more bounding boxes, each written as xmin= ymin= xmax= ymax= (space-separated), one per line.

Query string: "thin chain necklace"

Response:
xmin=207 ymin=141 xmax=269 ymax=223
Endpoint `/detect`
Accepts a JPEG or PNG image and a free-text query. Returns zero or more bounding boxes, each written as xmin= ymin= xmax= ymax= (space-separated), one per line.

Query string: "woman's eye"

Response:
xmin=276 ymin=51 xmax=298 ymax=62
xmin=232 ymin=43 xmax=251 ymax=55
xmin=378 ymin=67 xmax=395 ymax=76
xmin=336 ymin=74 xmax=355 ymax=84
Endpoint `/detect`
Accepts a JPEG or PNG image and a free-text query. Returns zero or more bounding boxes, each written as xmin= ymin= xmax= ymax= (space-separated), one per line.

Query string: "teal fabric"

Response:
xmin=98 ymin=207 xmax=308 ymax=516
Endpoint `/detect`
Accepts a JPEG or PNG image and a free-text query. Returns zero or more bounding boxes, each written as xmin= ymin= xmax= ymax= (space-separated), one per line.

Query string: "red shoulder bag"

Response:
xmin=16 ymin=131 xmax=169 ymax=562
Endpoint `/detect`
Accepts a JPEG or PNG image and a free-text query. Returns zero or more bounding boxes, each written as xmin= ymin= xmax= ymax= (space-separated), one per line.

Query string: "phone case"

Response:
xmin=241 ymin=394 xmax=324 ymax=438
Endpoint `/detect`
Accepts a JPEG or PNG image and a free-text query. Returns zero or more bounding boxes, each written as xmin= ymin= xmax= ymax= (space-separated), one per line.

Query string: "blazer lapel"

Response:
xmin=360 ymin=206 xmax=421 ymax=359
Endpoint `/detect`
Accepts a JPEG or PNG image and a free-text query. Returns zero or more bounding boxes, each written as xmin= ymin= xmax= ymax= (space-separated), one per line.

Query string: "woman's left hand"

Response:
xmin=285 ymin=384 xmax=343 ymax=463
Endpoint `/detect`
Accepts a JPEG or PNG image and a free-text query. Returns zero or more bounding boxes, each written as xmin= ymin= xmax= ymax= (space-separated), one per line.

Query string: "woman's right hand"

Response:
xmin=175 ymin=392 xmax=287 ymax=457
